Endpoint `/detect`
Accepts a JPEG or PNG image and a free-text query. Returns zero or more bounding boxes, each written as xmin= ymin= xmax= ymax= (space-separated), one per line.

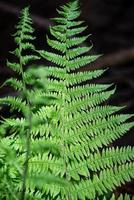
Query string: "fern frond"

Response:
xmin=71 ymin=163 xmax=134 ymax=199
xmin=21 ymin=55 xmax=40 ymax=65
xmin=66 ymin=89 xmax=115 ymax=113
xmin=65 ymin=105 xmax=123 ymax=130
xmin=66 ymin=146 xmax=134 ymax=180
xmin=45 ymin=68 xmax=105 ymax=86
xmin=50 ymin=27 xmax=66 ymax=42
xmin=66 ymin=35 xmax=90 ymax=48
xmin=45 ymin=67 xmax=66 ymax=80
xmin=97 ymin=163 xmax=134 ymax=193
xmin=17 ymin=34 xmax=36 ymax=41
xmin=57 ymin=9 xmax=81 ymax=21
xmin=47 ymin=36 xmax=66 ymax=53
xmin=0 ymin=96 xmax=27 ymax=112
xmin=47 ymin=79 xmax=66 ymax=93
xmin=52 ymin=24 xmax=66 ymax=32
xmin=30 ymin=139 xmax=60 ymax=156
xmin=6 ymin=60 xmax=21 ymax=74
xmin=68 ymin=114 xmax=133 ymax=138
xmin=3 ymin=78 xmax=23 ymax=91
xmin=0 ymin=6 xmax=44 ymax=200
xmin=27 ymin=173 xmax=68 ymax=192
xmin=66 ymin=46 xmax=92 ymax=59
xmin=39 ymin=51 xmax=66 ymax=67
xmin=66 ymin=55 xmax=101 ymax=71
xmin=52 ymin=17 xmax=67 ymax=25
xmin=37 ymin=1 xmax=134 ymax=199
xmin=67 ymin=26 xmax=87 ymax=37
xmin=21 ymin=42 xmax=35 ymax=50
xmin=67 ymin=122 xmax=134 ymax=152
xmin=66 ymin=69 xmax=106 ymax=86
xmin=66 ymin=146 xmax=134 ymax=175
xmin=29 ymin=153 xmax=64 ymax=176
xmin=3 ymin=118 xmax=26 ymax=129
xmin=67 ymin=20 xmax=84 ymax=28
xmin=67 ymin=83 xmax=113 ymax=99
xmin=89 ymin=146 xmax=134 ymax=170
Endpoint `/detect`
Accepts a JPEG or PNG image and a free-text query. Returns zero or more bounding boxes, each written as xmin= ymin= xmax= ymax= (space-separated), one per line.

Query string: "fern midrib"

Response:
xmin=19 ymin=20 xmax=33 ymax=200
xmin=59 ymin=12 xmax=74 ymax=200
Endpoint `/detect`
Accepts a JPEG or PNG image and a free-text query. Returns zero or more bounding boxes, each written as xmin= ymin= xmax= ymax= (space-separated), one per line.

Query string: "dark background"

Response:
xmin=0 ymin=0 xmax=134 ymax=195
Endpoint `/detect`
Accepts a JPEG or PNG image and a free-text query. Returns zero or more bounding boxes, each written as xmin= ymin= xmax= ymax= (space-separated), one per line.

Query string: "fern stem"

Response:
xmin=18 ymin=32 xmax=32 ymax=200
xmin=20 ymin=107 xmax=32 ymax=200
xmin=60 ymin=16 xmax=72 ymax=200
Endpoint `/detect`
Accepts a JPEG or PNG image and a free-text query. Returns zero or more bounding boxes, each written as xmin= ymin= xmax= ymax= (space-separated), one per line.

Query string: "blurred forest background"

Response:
xmin=0 ymin=0 xmax=134 ymax=195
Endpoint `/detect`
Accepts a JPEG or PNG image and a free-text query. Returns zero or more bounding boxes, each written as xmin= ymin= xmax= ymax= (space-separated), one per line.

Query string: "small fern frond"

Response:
xmin=66 ymin=35 xmax=91 ymax=48
xmin=67 ymin=26 xmax=88 ymax=37
xmin=66 ymin=46 xmax=93 ymax=59
xmin=27 ymin=173 xmax=68 ymax=192
xmin=6 ymin=60 xmax=21 ymax=74
xmin=7 ymin=6 xmax=39 ymax=78
xmin=21 ymin=55 xmax=40 ymax=65
xmin=39 ymin=51 xmax=66 ymax=67
xmin=67 ymin=83 xmax=113 ymax=100
xmin=0 ymin=7 xmax=48 ymax=200
xmin=47 ymin=36 xmax=66 ymax=53
xmin=66 ymin=89 xmax=115 ymax=113
xmin=3 ymin=118 xmax=26 ymax=129
xmin=0 ymin=96 xmax=27 ymax=112
xmin=3 ymin=78 xmax=23 ymax=91
xmin=66 ymin=55 xmax=101 ymax=71
xmin=66 ymin=69 xmax=106 ymax=86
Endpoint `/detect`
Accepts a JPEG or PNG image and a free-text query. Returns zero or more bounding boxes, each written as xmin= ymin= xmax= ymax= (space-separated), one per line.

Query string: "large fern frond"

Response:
xmin=37 ymin=1 xmax=134 ymax=199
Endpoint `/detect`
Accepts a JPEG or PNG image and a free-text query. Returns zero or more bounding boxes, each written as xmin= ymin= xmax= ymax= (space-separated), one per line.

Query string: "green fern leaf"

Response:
xmin=66 ymin=35 xmax=90 ymax=48
xmin=38 ymin=1 xmax=134 ymax=199
xmin=3 ymin=78 xmax=23 ymax=91
xmin=66 ymin=46 xmax=92 ymax=59
xmin=66 ymin=55 xmax=101 ymax=71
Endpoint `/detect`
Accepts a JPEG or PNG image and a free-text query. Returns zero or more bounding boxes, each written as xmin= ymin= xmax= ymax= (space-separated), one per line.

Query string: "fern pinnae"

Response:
xmin=47 ymin=35 xmax=66 ymax=53
xmin=66 ymin=69 xmax=106 ymax=86
xmin=3 ymin=77 xmax=23 ymax=91
xmin=66 ymin=46 xmax=93 ymax=60
xmin=67 ymin=26 xmax=88 ymax=37
xmin=66 ymin=34 xmax=91 ymax=49
xmin=0 ymin=96 xmax=27 ymax=113
xmin=6 ymin=60 xmax=21 ymax=73
xmin=67 ymin=83 xmax=113 ymax=99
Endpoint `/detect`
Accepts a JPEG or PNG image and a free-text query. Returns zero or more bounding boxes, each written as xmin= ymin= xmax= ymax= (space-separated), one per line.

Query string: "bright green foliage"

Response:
xmin=37 ymin=1 xmax=134 ymax=199
xmin=0 ymin=1 xmax=134 ymax=200
xmin=0 ymin=7 xmax=64 ymax=200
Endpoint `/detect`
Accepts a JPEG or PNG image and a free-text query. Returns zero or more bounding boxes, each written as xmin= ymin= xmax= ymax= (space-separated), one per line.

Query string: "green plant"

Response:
xmin=0 ymin=1 xmax=134 ymax=200
xmin=38 ymin=1 xmax=134 ymax=199
xmin=0 ymin=7 xmax=64 ymax=200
